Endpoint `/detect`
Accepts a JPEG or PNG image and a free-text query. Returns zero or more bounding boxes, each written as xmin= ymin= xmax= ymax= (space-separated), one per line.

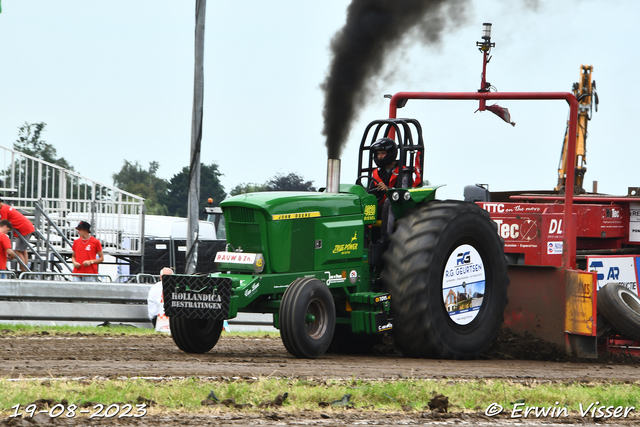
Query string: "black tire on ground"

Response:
xmin=170 ymin=317 xmax=224 ymax=354
xmin=597 ymin=283 xmax=640 ymax=340
xmin=279 ymin=277 xmax=336 ymax=358
xmin=381 ymin=200 xmax=509 ymax=359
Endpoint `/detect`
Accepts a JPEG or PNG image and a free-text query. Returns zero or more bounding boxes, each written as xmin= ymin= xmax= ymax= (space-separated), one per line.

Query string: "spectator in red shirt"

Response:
xmin=0 ymin=198 xmax=35 ymax=271
xmin=71 ymin=221 xmax=104 ymax=281
xmin=0 ymin=219 xmax=17 ymax=275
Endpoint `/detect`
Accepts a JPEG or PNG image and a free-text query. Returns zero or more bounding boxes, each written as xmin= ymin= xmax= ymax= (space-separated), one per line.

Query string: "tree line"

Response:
xmin=15 ymin=123 xmax=316 ymax=219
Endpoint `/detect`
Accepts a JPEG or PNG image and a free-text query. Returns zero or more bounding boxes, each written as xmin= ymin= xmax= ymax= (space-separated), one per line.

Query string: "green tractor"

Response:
xmin=164 ymin=118 xmax=508 ymax=359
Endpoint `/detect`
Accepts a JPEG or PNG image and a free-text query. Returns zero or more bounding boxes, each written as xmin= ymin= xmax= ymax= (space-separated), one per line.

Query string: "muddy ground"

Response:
xmin=2 ymin=329 xmax=640 ymax=426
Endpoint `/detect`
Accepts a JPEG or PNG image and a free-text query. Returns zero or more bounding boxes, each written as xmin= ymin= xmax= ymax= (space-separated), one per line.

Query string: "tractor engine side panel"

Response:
xmin=314 ymin=216 xmax=365 ymax=270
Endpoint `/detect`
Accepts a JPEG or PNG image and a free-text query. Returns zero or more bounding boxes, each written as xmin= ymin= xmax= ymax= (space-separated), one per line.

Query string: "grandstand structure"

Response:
xmin=0 ymin=145 xmax=145 ymax=273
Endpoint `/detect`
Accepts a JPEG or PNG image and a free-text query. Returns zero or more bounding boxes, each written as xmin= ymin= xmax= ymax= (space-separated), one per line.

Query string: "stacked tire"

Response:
xmin=597 ymin=283 xmax=640 ymax=340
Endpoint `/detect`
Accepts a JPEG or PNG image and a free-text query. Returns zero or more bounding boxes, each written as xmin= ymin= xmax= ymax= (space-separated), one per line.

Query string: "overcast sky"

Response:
xmin=0 ymin=0 xmax=637 ymax=201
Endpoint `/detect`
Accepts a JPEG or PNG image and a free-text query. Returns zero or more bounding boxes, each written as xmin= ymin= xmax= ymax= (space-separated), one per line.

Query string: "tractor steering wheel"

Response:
xmin=355 ymin=175 xmax=370 ymax=187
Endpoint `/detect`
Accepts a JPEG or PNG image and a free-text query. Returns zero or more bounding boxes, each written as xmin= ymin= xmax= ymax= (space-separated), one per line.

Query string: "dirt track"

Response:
xmin=2 ymin=331 xmax=640 ymax=426
xmin=2 ymin=332 xmax=640 ymax=382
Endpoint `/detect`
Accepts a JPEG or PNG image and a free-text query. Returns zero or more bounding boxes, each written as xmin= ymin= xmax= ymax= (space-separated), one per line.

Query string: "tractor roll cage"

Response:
xmin=387 ymin=91 xmax=580 ymax=269
xmin=356 ymin=118 xmax=425 ymax=191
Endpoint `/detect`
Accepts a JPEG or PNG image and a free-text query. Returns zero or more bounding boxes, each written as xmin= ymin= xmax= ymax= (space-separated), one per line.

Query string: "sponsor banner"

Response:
xmin=481 ymin=203 xmax=543 ymax=214
xmin=377 ymin=321 xmax=393 ymax=332
xmin=215 ymin=252 xmax=258 ymax=264
xmin=325 ymin=270 xmax=347 ymax=285
xmin=547 ymin=241 xmax=563 ymax=255
xmin=349 ymin=270 xmax=358 ymax=284
xmin=630 ymin=203 xmax=640 ymax=243
xmin=163 ymin=275 xmax=231 ymax=320
xmin=442 ymin=244 xmax=486 ymax=325
xmin=332 ymin=231 xmax=359 ymax=255
xmin=587 ymin=255 xmax=638 ymax=293
xmin=243 ymin=281 xmax=260 ymax=298
xmin=214 ymin=252 xmax=264 ymax=273
xmin=272 ymin=211 xmax=321 ymax=220
xmin=374 ymin=294 xmax=391 ymax=304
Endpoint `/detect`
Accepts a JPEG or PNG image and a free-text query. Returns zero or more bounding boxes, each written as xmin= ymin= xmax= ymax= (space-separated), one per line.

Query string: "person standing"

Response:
xmin=71 ymin=221 xmax=104 ymax=281
xmin=0 ymin=219 xmax=17 ymax=275
xmin=147 ymin=267 xmax=173 ymax=328
xmin=0 ymin=198 xmax=35 ymax=271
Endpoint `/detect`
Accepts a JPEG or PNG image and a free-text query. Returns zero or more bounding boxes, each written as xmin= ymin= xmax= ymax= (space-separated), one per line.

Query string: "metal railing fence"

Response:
xmin=0 ymin=145 xmax=145 ymax=256
xmin=18 ymin=272 xmax=114 ymax=282
xmin=0 ymin=278 xmax=275 ymax=330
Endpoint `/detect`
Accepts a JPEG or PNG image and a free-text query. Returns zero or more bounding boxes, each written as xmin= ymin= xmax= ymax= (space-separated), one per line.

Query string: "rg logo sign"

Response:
xmin=456 ymin=251 xmax=470 ymax=265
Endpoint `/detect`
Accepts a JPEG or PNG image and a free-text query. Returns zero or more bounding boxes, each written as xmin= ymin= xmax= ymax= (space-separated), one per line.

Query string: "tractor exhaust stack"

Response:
xmin=326 ymin=159 xmax=341 ymax=193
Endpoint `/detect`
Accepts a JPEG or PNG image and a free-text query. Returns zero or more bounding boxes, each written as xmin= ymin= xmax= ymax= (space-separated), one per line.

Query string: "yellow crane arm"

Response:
xmin=556 ymin=65 xmax=598 ymax=194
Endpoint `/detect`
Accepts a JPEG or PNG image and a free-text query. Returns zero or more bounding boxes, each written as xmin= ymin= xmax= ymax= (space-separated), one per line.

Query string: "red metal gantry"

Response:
xmin=383 ymin=25 xmax=640 ymax=357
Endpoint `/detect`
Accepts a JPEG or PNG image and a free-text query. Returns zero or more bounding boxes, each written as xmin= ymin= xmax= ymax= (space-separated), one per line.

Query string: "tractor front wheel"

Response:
xmin=382 ymin=200 xmax=508 ymax=359
xmin=170 ymin=317 xmax=224 ymax=354
xmin=280 ymin=277 xmax=335 ymax=358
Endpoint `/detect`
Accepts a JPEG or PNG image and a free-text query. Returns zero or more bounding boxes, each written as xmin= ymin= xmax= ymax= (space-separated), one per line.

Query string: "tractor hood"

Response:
xmin=221 ymin=185 xmax=372 ymax=219
xmin=219 ymin=186 xmax=375 ymax=275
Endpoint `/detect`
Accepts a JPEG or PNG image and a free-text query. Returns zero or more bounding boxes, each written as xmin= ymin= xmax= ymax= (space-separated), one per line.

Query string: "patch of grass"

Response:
xmin=1 ymin=377 xmax=639 ymax=417
xmin=0 ymin=324 xmax=280 ymax=338
xmin=0 ymin=323 xmax=156 ymax=336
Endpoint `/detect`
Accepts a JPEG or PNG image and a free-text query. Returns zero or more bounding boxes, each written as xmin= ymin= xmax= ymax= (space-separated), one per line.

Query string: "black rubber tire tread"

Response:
xmin=326 ymin=324 xmax=382 ymax=354
xmin=381 ymin=200 xmax=509 ymax=359
xmin=170 ymin=317 xmax=223 ymax=354
xmin=279 ymin=277 xmax=336 ymax=359
xmin=597 ymin=283 xmax=640 ymax=340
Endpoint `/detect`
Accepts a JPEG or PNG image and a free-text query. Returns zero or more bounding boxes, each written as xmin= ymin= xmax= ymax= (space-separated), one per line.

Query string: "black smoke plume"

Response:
xmin=321 ymin=0 xmax=469 ymax=159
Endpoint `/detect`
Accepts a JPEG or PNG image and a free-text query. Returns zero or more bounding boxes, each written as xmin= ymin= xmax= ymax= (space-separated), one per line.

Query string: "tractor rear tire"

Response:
xmin=382 ymin=200 xmax=508 ymax=359
xmin=597 ymin=283 xmax=640 ymax=340
xmin=170 ymin=317 xmax=224 ymax=354
xmin=280 ymin=277 xmax=335 ymax=358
